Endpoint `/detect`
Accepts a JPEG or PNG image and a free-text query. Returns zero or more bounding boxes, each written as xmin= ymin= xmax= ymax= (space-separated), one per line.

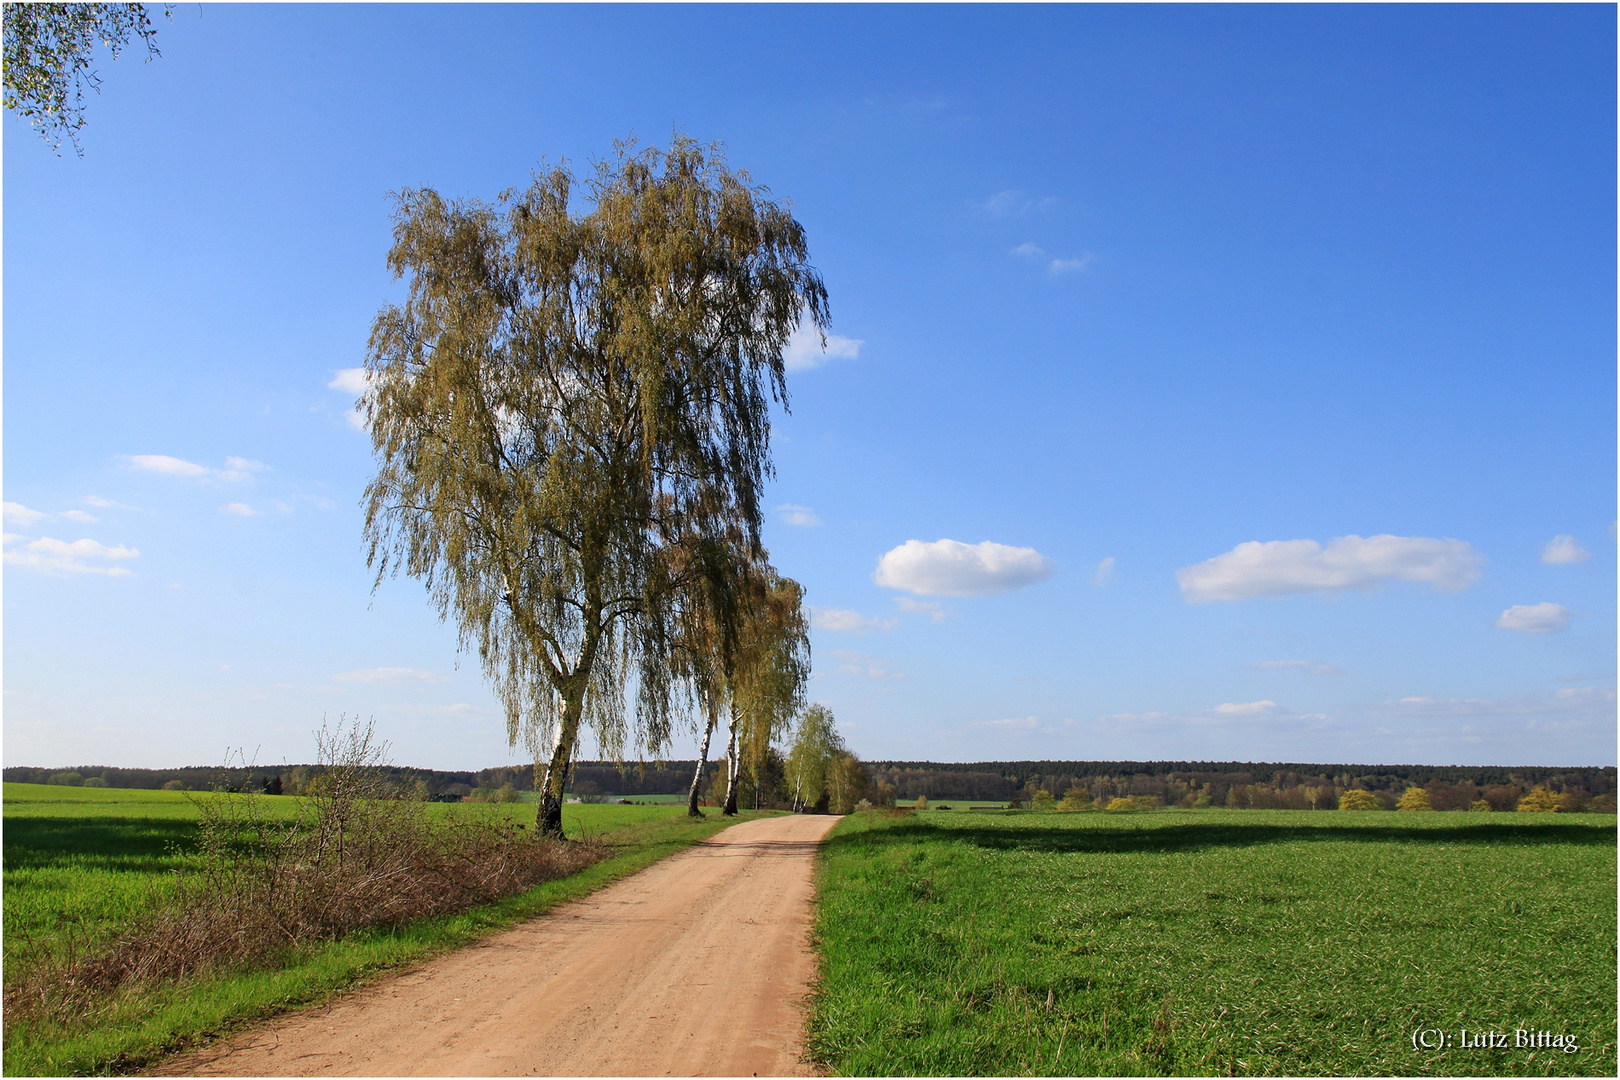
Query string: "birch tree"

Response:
xmin=785 ymin=704 xmax=842 ymax=812
xmin=362 ymin=137 xmax=828 ymax=836
xmin=720 ymin=568 xmax=810 ymax=815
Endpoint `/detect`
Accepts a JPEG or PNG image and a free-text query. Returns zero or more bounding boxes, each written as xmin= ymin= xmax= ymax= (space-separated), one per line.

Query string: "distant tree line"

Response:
xmin=865 ymin=760 xmax=1616 ymax=812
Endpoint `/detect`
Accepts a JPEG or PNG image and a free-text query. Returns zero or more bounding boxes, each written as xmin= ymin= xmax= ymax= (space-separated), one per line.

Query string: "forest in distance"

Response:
xmin=8 ymin=758 xmax=1614 ymax=812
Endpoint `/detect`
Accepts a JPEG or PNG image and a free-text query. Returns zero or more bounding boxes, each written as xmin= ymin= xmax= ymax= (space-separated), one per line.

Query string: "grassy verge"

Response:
xmin=807 ymin=808 xmax=1617 ymax=1077
xmin=3 ymin=783 xmax=764 ymax=1076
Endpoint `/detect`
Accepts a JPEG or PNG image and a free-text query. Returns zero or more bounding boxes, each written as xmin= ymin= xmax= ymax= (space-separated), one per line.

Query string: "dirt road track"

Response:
xmin=156 ymin=814 xmax=840 ymax=1077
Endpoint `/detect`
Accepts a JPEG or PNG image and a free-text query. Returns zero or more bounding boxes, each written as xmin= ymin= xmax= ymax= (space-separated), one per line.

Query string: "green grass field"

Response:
xmin=808 ymin=808 xmax=1617 ymax=1077
xmin=2 ymin=783 xmax=757 ymax=1076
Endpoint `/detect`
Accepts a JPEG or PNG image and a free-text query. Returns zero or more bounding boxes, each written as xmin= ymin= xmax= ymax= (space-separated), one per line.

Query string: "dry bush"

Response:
xmin=8 ymin=718 xmax=599 ymax=1021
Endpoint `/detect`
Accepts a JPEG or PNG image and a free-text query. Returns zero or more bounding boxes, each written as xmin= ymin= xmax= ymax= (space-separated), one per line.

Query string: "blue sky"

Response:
xmin=5 ymin=4 xmax=1614 ymax=772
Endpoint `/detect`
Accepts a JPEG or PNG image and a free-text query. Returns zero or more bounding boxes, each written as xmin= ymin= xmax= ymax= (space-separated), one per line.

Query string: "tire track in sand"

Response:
xmin=156 ymin=813 xmax=840 ymax=1077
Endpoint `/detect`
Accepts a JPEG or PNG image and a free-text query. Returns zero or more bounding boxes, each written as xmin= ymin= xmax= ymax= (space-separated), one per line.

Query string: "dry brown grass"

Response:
xmin=6 ymin=719 xmax=601 ymax=1022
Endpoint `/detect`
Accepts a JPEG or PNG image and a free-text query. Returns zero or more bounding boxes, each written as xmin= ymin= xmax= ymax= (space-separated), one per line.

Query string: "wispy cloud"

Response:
xmin=328 ymin=368 xmax=371 ymax=429
xmin=810 ymin=607 xmax=898 ymax=633
xmin=778 ymin=503 xmax=820 ymax=527
xmin=1374 ymin=686 xmax=1613 ymax=721
xmin=1495 ymin=602 xmax=1571 ymax=633
xmin=895 ymin=597 xmax=950 ymax=622
xmin=4 ymin=502 xmax=98 ymax=526
xmin=1011 ymin=242 xmax=1092 ymax=275
xmin=875 ymin=539 xmax=1054 ymax=597
xmin=331 ymin=667 xmax=451 ymax=684
xmin=127 ymin=455 xmax=270 ymax=483
xmin=4 ymin=534 xmax=139 ymax=577
xmin=974 ymin=715 xmax=1040 ymax=729
xmin=825 ymin=649 xmax=903 ymax=680
xmin=982 ymin=190 xmax=1055 ymax=217
xmin=1541 ymin=535 xmax=1590 ymax=565
xmin=1213 ymin=700 xmax=1280 ymax=716
xmin=221 ymin=503 xmax=259 ymax=517
xmin=784 ymin=321 xmax=863 ymax=373
xmin=1093 ymin=557 xmax=1114 ymax=586
xmin=1246 ymin=659 xmax=1344 ymax=676
xmin=1177 ymin=535 xmax=1482 ymax=602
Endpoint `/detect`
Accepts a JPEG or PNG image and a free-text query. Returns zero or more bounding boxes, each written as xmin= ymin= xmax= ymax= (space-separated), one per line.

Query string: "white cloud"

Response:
xmin=784 ymin=322 xmax=863 ymax=373
xmin=4 ymin=535 xmax=139 ymax=577
xmin=1011 ymin=242 xmax=1043 ymax=257
xmin=983 ymin=190 xmax=1055 ymax=217
xmin=221 ymin=503 xmax=259 ymax=517
xmin=331 ymin=667 xmax=451 ymax=684
xmin=895 ymin=597 xmax=949 ymax=622
xmin=1049 ymin=256 xmax=1093 ymax=273
xmin=778 ymin=503 xmax=820 ymax=527
xmin=810 ymin=607 xmax=898 ymax=633
xmin=6 ymin=502 xmax=102 ymax=526
xmin=328 ymin=368 xmax=369 ymax=394
xmin=1246 ymin=659 xmax=1344 ymax=676
xmin=975 ymin=715 xmax=1040 ymax=729
xmin=1495 ymin=602 xmax=1570 ymax=634
xmin=825 ymin=649 xmax=903 ymax=680
xmin=875 ymin=538 xmax=1054 ymax=597
xmin=1375 ymin=686 xmax=1613 ymax=721
xmin=127 ymin=455 xmax=269 ymax=482
xmin=1093 ymin=557 xmax=1114 ymax=586
xmin=1177 ymin=534 xmax=1483 ymax=603
xmin=1541 ymin=535 xmax=1589 ymax=565
xmin=1214 ymin=700 xmax=1280 ymax=716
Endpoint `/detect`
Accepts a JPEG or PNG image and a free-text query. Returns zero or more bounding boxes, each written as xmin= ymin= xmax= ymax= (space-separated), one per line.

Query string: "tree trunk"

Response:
xmin=722 ymin=711 xmax=741 ymax=816
xmin=687 ymin=706 xmax=718 ymax=817
xmin=537 ymin=694 xmax=585 ymax=838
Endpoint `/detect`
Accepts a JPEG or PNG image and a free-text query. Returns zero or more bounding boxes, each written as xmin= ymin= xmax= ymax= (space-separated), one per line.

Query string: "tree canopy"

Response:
xmin=362 ymin=137 xmax=828 ymax=835
xmin=2 ymin=2 xmax=168 ymax=154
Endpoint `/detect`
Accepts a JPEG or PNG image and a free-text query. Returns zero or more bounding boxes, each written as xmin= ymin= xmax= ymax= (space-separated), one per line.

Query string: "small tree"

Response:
xmin=784 ymin=704 xmax=841 ymax=812
xmin=1338 ymin=789 xmax=1380 ymax=811
xmin=362 ymin=138 xmax=829 ymax=837
xmin=1030 ymin=789 xmax=1057 ymax=812
xmin=1469 ymin=798 xmax=1491 ymax=812
xmin=1396 ymin=787 xmax=1432 ymax=812
xmin=913 ymin=794 xmax=928 ymax=812
xmin=1516 ymin=786 xmax=1561 ymax=813
xmin=1059 ymin=786 xmax=1094 ymax=811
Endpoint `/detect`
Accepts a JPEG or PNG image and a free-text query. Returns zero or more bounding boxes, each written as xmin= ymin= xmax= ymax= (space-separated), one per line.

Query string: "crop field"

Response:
xmin=808 ymin=808 xmax=1617 ymax=1077
xmin=2 ymin=783 xmax=753 ymax=1075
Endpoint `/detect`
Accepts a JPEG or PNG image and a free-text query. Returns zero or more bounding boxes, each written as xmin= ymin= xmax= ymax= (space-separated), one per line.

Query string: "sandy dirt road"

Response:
xmin=156 ymin=813 xmax=840 ymax=1077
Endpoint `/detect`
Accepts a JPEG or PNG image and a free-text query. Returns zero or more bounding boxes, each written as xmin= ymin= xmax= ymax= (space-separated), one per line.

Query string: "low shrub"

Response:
xmin=1396 ymin=787 xmax=1432 ymax=811
xmin=1337 ymin=789 xmax=1381 ymax=811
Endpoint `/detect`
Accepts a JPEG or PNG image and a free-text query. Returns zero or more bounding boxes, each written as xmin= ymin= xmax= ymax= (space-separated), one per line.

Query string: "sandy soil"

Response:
xmin=154 ymin=813 xmax=840 ymax=1078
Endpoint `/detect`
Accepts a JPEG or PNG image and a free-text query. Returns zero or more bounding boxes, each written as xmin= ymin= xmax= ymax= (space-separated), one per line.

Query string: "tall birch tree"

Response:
xmin=362 ymin=137 xmax=828 ymax=836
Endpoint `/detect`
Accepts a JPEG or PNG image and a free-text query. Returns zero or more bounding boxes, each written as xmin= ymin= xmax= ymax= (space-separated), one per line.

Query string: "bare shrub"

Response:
xmin=8 ymin=718 xmax=599 ymax=1021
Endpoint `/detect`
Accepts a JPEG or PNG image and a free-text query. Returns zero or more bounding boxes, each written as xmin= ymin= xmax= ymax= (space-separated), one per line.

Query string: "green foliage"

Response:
xmin=914 ymin=795 xmax=929 ymax=812
xmin=1471 ymin=798 xmax=1493 ymax=812
xmin=808 ymin=809 xmax=1616 ymax=1076
xmin=1 ymin=2 xmax=168 ymax=153
xmin=1397 ymin=786 xmax=1433 ymax=812
xmin=1029 ymin=789 xmax=1056 ymax=812
xmin=46 ymin=771 xmax=82 ymax=786
xmin=1338 ymin=789 xmax=1381 ymax=811
xmin=361 ymin=137 xmax=827 ymax=832
xmin=786 ymin=704 xmax=843 ymax=812
xmin=1518 ymin=786 xmax=1562 ymax=813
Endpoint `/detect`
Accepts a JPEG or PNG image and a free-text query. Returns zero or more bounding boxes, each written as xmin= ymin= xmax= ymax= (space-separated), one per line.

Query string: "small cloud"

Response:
xmin=328 ymin=368 xmax=369 ymax=394
xmin=1495 ymin=602 xmax=1571 ymax=634
xmin=778 ymin=503 xmax=820 ymax=527
xmin=1011 ymin=242 xmax=1044 ymax=257
xmin=331 ymin=667 xmax=451 ymax=684
xmin=982 ymin=190 xmax=1055 ymax=217
xmin=59 ymin=509 xmax=98 ymax=523
xmin=127 ymin=455 xmax=269 ymax=483
xmin=1049 ymin=256 xmax=1093 ymax=273
xmin=825 ymin=649 xmax=903 ymax=680
xmin=784 ymin=322 xmax=863 ymax=373
xmin=221 ymin=503 xmax=259 ymax=517
xmin=1213 ymin=700 xmax=1280 ymax=716
xmin=3 ymin=502 xmax=47 ymax=526
xmin=1541 ymin=535 xmax=1590 ymax=565
xmin=3 ymin=534 xmax=139 ymax=577
xmin=975 ymin=715 xmax=1040 ymax=729
xmin=1177 ymin=534 xmax=1483 ymax=602
xmin=1246 ymin=659 xmax=1344 ymax=676
xmin=810 ymin=607 xmax=898 ymax=633
xmin=895 ymin=597 xmax=949 ymax=623
xmin=875 ymin=538 xmax=1054 ymax=597
xmin=82 ymin=495 xmax=137 ymax=510
xmin=1093 ymin=557 xmax=1114 ymax=586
